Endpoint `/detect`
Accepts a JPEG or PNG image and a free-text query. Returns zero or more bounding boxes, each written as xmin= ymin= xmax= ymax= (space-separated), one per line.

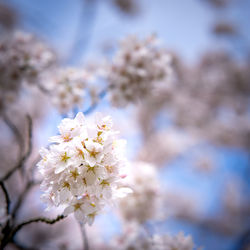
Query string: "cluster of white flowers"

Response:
xmin=0 ymin=31 xmax=55 ymax=108
xmin=37 ymin=112 xmax=131 ymax=225
xmin=118 ymin=162 xmax=162 ymax=224
xmin=152 ymin=232 xmax=194 ymax=250
xmin=107 ymin=34 xmax=172 ymax=107
xmin=43 ymin=68 xmax=93 ymax=114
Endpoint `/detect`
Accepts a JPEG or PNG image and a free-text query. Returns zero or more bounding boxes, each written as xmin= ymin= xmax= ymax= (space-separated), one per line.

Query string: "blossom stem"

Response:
xmin=80 ymin=223 xmax=89 ymax=250
xmin=11 ymin=215 xmax=66 ymax=238
xmin=83 ymin=89 xmax=106 ymax=115
xmin=0 ymin=215 xmax=66 ymax=249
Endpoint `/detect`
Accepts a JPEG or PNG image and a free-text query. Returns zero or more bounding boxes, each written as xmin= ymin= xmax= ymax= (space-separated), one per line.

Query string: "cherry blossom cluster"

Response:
xmin=38 ymin=112 xmax=131 ymax=225
xmin=0 ymin=31 xmax=55 ymax=108
xmin=118 ymin=162 xmax=162 ymax=224
xmin=107 ymin=34 xmax=172 ymax=107
xmin=43 ymin=68 xmax=93 ymax=114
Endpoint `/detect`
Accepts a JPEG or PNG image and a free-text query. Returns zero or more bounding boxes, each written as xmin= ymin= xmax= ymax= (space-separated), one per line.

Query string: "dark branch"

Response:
xmin=11 ymin=215 xmax=66 ymax=239
xmin=0 ymin=115 xmax=32 ymax=182
xmin=0 ymin=181 xmax=10 ymax=215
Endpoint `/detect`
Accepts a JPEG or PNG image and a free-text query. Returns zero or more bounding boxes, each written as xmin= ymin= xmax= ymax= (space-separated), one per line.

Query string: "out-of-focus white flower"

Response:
xmin=37 ymin=112 xmax=131 ymax=226
xmin=109 ymin=223 xmax=196 ymax=250
xmin=152 ymin=231 xmax=194 ymax=250
xmin=118 ymin=161 xmax=163 ymax=224
xmin=43 ymin=68 xmax=93 ymax=114
xmin=0 ymin=31 xmax=56 ymax=108
xmin=107 ymin=34 xmax=172 ymax=107
xmin=109 ymin=222 xmax=151 ymax=250
xmin=137 ymin=130 xmax=195 ymax=166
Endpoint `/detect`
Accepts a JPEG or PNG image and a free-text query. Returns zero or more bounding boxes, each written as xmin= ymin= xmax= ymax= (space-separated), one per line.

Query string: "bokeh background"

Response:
xmin=0 ymin=0 xmax=250 ymax=249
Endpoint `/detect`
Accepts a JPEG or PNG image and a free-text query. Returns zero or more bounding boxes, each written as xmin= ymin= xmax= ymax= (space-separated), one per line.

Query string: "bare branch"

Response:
xmin=83 ymin=89 xmax=106 ymax=115
xmin=0 ymin=115 xmax=32 ymax=182
xmin=11 ymin=215 xmax=66 ymax=239
xmin=0 ymin=181 xmax=10 ymax=215
xmin=2 ymin=112 xmax=24 ymax=157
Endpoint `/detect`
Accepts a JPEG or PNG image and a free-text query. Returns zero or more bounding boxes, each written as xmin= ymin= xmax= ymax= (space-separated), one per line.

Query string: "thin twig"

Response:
xmin=80 ymin=223 xmax=89 ymax=250
xmin=0 ymin=115 xmax=32 ymax=182
xmin=2 ymin=112 xmax=24 ymax=157
xmin=83 ymin=89 xmax=107 ymax=115
xmin=0 ymin=181 xmax=10 ymax=215
xmin=1 ymin=215 xmax=66 ymax=249
xmin=11 ymin=215 xmax=66 ymax=239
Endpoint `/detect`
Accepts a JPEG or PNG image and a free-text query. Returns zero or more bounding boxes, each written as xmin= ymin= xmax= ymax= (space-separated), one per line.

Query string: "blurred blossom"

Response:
xmin=193 ymin=154 xmax=215 ymax=174
xmin=137 ymin=130 xmax=195 ymax=166
xmin=109 ymin=223 xmax=196 ymax=250
xmin=107 ymin=34 xmax=172 ymax=107
xmin=152 ymin=232 xmax=195 ymax=250
xmin=137 ymin=51 xmax=250 ymax=149
xmin=0 ymin=3 xmax=17 ymax=32
xmin=118 ymin=162 xmax=163 ymax=224
xmin=112 ymin=0 xmax=139 ymax=15
xmin=42 ymin=67 xmax=93 ymax=114
xmin=212 ymin=21 xmax=237 ymax=36
xmin=0 ymin=31 xmax=56 ymax=110
xmin=164 ymin=190 xmax=200 ymax=220
xmin=204 ymin=0 xmax=230 ymax=8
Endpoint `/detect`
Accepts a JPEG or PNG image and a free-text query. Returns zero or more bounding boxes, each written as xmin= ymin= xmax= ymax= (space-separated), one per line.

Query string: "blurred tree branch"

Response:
xmin=0 ymin=115 xmax=32 ymax=182
xmin=0 ymin=181 xmax=10 ymax=215
xmin=1 ymin=215 xmax=66 ymax=249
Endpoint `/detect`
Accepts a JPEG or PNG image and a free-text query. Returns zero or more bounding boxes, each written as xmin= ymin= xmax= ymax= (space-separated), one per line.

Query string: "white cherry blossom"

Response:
xmin=38 ymin=112 xmax=131 ymax=225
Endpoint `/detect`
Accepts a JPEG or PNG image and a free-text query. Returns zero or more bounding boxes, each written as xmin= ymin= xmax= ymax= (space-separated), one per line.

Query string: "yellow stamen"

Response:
xmin=62 ymin=182 xmax=70 ymax=189
xmin=61 ymin=152 xmax=70 ymax=162
xmin=74 ymin=203 xmax=81 ymax=210
xmin=70 ymin=169 xmax=79 ymax=180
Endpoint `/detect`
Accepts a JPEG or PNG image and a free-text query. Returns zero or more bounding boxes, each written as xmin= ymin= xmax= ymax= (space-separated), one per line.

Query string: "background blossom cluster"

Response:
xmin=0 ymin=31 xmax=55 ymax=109
xmin=107 ymin=34 xmax=172 ymax=107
